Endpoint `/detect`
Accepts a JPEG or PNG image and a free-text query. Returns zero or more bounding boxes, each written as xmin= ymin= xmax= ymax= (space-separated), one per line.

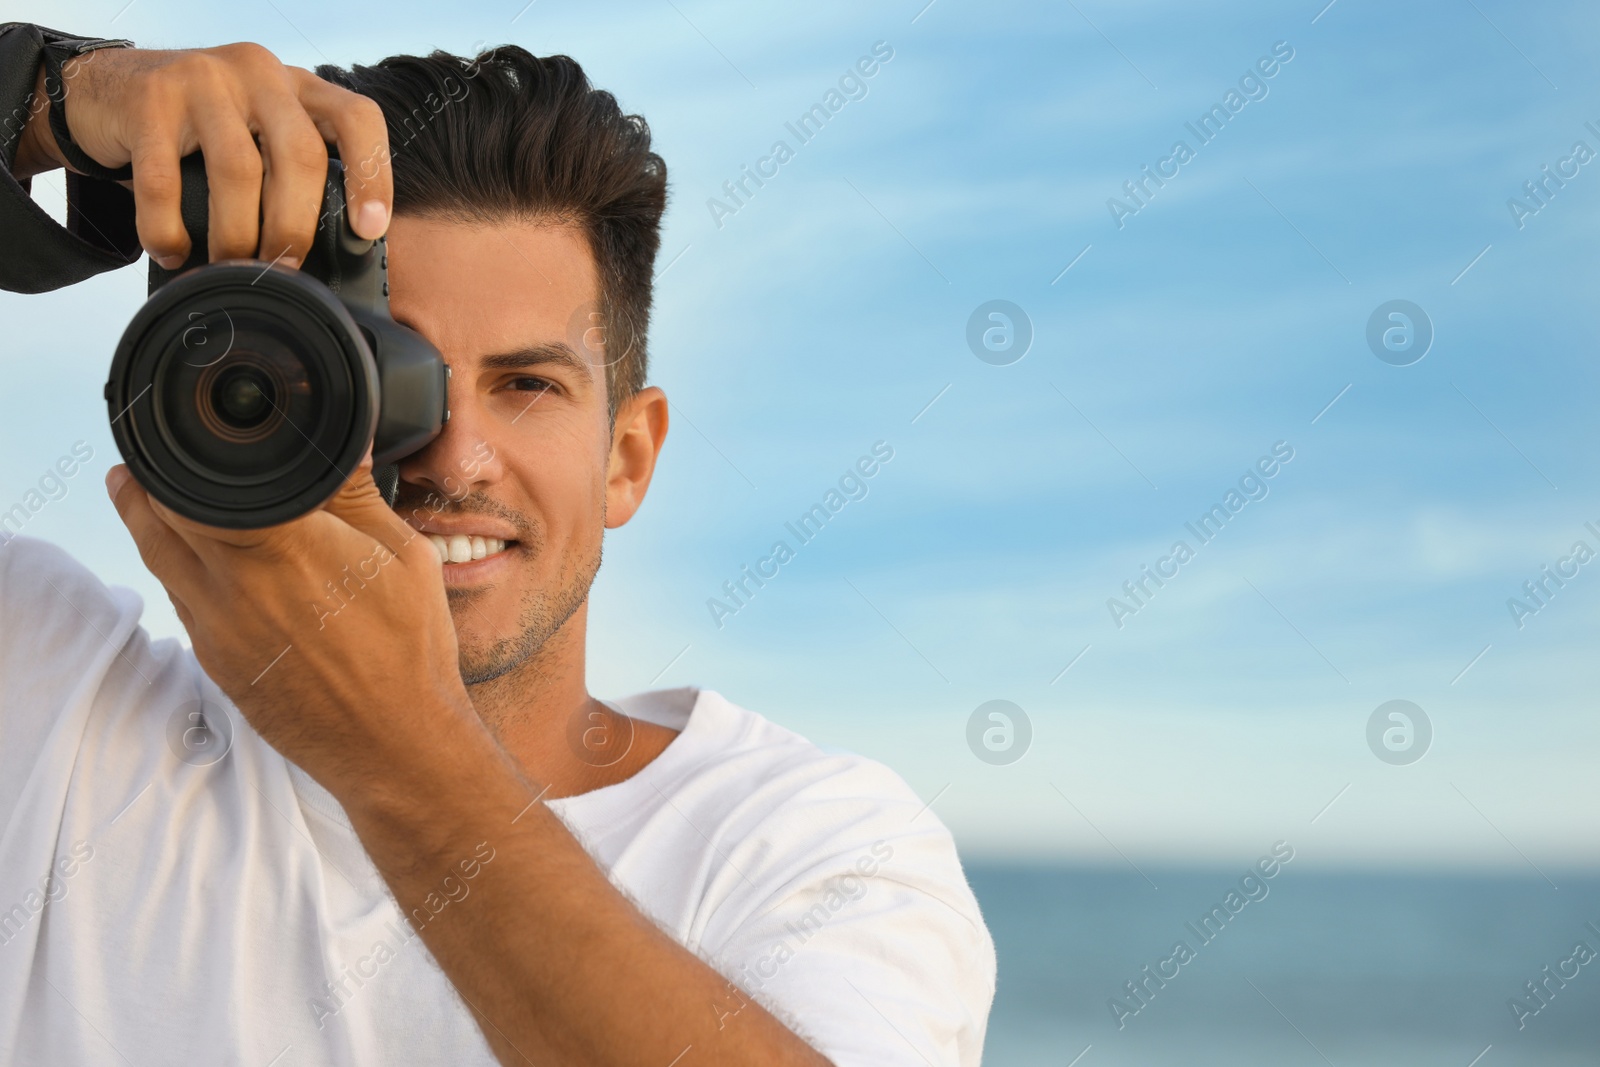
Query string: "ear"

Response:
xmin=605 ymin=386 xmax=668 ymax=529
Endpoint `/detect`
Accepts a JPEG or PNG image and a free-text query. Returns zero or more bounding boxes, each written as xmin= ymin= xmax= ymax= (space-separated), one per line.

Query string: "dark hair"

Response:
xmin=315 ymin=45 xmax=668 ymax=419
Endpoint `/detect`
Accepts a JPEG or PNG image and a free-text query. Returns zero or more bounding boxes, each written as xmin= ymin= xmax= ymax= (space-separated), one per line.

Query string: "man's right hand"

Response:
xmin=14 ymin=40 xmax=393 ymax=268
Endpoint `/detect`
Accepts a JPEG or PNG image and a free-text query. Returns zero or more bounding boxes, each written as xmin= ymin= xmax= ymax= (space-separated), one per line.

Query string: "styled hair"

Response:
xmin=315 ymin=45 xmax=668 ymax=419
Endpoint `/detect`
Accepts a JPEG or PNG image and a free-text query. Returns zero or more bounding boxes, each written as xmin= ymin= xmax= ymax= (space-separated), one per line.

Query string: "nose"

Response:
xmin=396 ymin=369 xmax=503 ymax=502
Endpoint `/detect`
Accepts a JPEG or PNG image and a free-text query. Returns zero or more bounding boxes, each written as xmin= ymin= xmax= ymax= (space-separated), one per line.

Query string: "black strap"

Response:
xmin=144 ymin=153 xmax=213 ymax=294
xmin=40 ymin=32 xmax=133 ymax=182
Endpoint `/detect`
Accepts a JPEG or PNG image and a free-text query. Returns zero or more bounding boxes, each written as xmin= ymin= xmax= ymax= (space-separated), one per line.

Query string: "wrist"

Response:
xmin=335 ymin=695 xmax=533 ymax=867
xmin=13 ymin=61 xmax=65 ymax=180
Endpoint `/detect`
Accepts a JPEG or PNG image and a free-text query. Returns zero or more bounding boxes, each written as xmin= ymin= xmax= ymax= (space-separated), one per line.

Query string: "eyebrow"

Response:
xmin=476 ymin=343 xmax=593 ymax=380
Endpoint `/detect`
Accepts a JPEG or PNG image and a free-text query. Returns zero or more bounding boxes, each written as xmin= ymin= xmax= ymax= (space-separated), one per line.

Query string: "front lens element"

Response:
xmin=159 ymin=307 xmax=323 ymax=481
xmin=213 ymin=366 xmax=274 ymax=429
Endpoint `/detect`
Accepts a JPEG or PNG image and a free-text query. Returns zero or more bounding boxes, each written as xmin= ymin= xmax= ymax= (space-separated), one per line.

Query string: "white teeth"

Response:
xmin=425 ymin=532 xmax=506 ymax=564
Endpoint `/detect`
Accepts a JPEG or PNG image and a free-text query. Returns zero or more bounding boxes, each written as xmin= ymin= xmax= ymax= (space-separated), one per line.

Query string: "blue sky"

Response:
xmin=4 ymin=0 xmax=1599 ymax=871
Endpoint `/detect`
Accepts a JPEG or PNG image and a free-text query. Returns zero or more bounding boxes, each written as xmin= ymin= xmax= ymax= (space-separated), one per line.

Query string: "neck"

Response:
xmin=463 ymin=600 xmax=675 ymax=799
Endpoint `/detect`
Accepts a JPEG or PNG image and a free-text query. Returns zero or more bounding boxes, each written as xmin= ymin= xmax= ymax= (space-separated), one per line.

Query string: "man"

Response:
xmin=0 ymin=20 xmax=994 ymax=1067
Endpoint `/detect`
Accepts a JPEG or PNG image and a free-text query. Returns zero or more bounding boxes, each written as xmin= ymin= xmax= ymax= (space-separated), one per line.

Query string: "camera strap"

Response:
xmin=37 ymin=29 xmax=135 ymax=182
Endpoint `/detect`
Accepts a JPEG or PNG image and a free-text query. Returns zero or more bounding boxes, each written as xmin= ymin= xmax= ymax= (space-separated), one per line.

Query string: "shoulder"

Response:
xmin=632 ymin=686 xmax=993 ymax=950
xmin=648 ymin=690 xmax=997 ymax=1064
xmin=0 ymin=534 xmax=144 ymax=659
xmin=0 ymin=536 xmax=172 ymax=829
xmin=634 ymin=687 xmax=940 ymax=846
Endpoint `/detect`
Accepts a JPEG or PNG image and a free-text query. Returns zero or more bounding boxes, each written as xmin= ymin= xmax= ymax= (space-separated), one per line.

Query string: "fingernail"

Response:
xmin=105 ymin=466 xmax=131 ymax=500
xmin=281 ymin=255 xmax=302 ymax=271
xmin=155 ymin=253 xmax=185 ymax=270
xmin=356 ymin=200 xmax=389 ymax=239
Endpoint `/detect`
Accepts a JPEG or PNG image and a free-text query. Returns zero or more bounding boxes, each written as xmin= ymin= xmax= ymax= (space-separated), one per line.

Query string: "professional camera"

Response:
xmin=104 ymin=154 xmax=448 ymax=529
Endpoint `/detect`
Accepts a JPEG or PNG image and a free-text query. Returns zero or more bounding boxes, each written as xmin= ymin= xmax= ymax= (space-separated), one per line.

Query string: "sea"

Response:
xmin=966 ymin=865 xmax=1600 ymax=1066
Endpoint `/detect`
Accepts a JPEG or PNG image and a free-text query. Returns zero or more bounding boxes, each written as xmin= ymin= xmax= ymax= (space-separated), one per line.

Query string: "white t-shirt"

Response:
xmin=0 ymin=535 xmax=994 ymax=1066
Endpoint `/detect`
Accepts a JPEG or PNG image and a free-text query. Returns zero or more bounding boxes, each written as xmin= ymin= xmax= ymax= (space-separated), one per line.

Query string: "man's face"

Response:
xmin=384 ymin=215 xmax=621 ymax=685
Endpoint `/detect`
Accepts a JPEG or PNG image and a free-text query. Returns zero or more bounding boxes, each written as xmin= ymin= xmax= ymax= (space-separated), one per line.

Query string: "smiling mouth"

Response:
xmin=425 ymin=534 xmax=516 ymax=564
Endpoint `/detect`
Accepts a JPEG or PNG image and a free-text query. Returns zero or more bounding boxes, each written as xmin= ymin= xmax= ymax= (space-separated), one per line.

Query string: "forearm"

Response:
xmin=339 ymin=717 xmax=831 ymax=1067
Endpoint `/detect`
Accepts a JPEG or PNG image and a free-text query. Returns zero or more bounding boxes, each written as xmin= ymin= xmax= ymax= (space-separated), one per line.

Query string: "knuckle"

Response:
xmin=216 ymin=41 xmax=283 ymax=75
xmin=281 ymin=131 xmax=329 ymax=176
xmin=172 ymin=51 xmax=229 ymax=90
xmin=262 ymin=167 xmax=325 ymax=248
xmin=126 ymin=69 xmax=176 ymax=111
xmin=209 ymin=141 xmax=265 ymax=185
xmin=133 ymin=166 xmax=183 ymax=204
xmin=344 ymin=95 xmax=389 ymax=140
xmin=354 ymin=95 xmax=386 ymax=125
xmin=125 ymin=85 xmax=182 ymax=141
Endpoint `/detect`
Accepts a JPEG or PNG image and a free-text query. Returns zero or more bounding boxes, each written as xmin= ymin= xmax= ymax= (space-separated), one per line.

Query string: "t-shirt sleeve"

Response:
xmin=0 ymin=22 xmax=144 ymax=294
xmin=699 ymin=758 xmax=997 ymax=1067
xmin=0 ymin=535 xmax=148 ymax=829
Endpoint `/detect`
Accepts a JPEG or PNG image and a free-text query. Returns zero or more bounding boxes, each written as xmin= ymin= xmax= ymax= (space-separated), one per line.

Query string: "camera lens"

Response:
xmin=106 ymin=263 xmax=379 ymax=528
xmin=213 ymin=366 xmax=274 ymax=429
xmin=162 ymin=311 xmax=321 ymax=479
xmin=192 ymin=348 xmax=290 ymax=449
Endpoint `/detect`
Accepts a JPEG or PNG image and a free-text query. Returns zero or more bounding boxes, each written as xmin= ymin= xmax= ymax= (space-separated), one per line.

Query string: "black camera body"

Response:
xmin=104 ymin=154 xmax=448 ymax=529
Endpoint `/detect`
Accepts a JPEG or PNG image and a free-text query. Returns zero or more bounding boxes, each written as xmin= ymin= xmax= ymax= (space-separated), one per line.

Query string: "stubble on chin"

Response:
xmin=447 ymin=543 xmax=600 ymax=689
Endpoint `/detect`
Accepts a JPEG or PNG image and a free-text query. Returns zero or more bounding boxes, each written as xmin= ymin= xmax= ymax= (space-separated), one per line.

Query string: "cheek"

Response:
xmin=510 ymin=454 xmax=606 ymax=549
xmin=494 ymin=402 xmax=613 ymax=551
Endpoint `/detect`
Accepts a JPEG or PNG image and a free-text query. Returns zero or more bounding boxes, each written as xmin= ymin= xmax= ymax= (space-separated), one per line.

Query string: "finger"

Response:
xmin=322 ymin=451 xmax=415 ymax=555
xmin=106 ymin=465 xmax=205 ymax=602
xmin=141 ymin=460 xmax=391 ymax=560
xmin=141 ymin=489 xmax=279 ymax=553
xmin=128 ymin=105 xmax=192 ymax=269
xmin=291 ymin=69 xmax=392 ymax=240
xmin=252 ymin=88 xmax=328 ymax=270
xmin=189 ymin=94 xmax=265 ymax=262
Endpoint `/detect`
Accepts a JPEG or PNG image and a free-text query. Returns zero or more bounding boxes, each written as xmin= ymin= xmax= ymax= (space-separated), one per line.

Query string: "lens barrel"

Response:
xmin=105 ymin=261 xmax=380 ymax=529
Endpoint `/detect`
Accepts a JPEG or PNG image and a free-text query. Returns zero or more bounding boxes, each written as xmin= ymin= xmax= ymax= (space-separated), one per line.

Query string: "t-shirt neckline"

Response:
xmin=285 ymin=686 xmax=711 ymax=833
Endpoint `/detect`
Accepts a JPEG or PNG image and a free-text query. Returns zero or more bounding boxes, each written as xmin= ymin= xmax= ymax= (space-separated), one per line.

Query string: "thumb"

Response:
xmin=322 ymin=451 xmax=416 ymax=553
xmin=106 ymin=464 xmax=204 ymax=601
